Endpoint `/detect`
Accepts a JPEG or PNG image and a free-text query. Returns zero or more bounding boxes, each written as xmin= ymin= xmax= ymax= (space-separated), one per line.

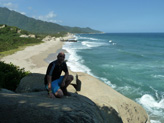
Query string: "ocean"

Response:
xmin=62 ymin=33 xmax=164 ymax=123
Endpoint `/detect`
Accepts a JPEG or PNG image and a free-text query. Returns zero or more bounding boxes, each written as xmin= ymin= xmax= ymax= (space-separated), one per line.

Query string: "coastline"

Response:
xmin=1 ymin=37 xmax=63 ymax=73
xmin=0 ymin=35 xmax=150 ymax=123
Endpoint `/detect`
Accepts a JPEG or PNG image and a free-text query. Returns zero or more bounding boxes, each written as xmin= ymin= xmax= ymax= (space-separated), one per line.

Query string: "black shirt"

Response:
xmin=44 ymin=60 xmax=68 ymax=85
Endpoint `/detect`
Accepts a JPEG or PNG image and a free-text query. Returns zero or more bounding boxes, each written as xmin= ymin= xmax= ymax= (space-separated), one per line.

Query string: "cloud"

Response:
xmin=34 ymin=11 xmax=61 ymax=23
xmin=38 ymin=11 xmax=56 ymax=21
xmin=20 ymin=12 xmax=26 ymax=15
xmin=3 ymin=2 xmax=18 ymax=10
xmin=1 ymin=2 xmax=26 ymax=15
xmin=46 ymin=11 xmax=56 ymax=18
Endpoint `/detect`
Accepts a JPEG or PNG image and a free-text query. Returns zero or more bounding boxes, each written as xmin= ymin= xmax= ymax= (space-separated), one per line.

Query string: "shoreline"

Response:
xmin=0 ymin=35 xmax=150 ymax=123
xmin=1 ymin=37 xmax=64 ymax=73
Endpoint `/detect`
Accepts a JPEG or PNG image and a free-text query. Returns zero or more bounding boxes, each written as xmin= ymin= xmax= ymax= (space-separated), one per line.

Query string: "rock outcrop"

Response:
xmin=19 ymin=34 xmax=36 ymax=38
xmin=42 ymin=35 xmax=56 ymax=42
xmin=0 ymin=24 xmax=6 ymax=29
xmin=0 ymin=86 xmax=122 ymax=123
xmin=1 ymin=90 xmax=113 ymax=123
xmin=75 ymin=72 xmax=150 ymax=123
xmin=16 ymin=73 xmax=46 ymax=93
xmin=0 ymin=73 xmax=150 ymax=123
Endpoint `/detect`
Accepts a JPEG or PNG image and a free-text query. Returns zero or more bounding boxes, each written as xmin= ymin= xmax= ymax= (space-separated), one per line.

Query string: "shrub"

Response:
xmin=0 ymin=61 xmax=30 ymax=91
xmin=0 ymin=25 xmax=42 ymax=52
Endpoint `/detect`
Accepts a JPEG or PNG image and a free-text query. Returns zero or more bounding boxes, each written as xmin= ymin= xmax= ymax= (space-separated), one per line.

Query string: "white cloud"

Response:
xmin=3 ymin=2 xmax=18 ymax=10
xmin=20 ymin=12 xmax=26 ymax=15
xmin=34 ymin=11 xmax=60 ymax=23
xmin=46 ymin=11 xmax=56 ymax=18
xmin=1 ymin=2 xmax=26 ymax=15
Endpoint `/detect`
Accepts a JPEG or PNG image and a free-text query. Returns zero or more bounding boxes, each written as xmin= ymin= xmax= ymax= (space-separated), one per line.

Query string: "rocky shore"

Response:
xmin=0 ymin=35 xmax=150 ymax=123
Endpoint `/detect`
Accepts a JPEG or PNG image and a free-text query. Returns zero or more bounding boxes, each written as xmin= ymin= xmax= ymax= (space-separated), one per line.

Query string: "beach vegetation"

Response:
xmin=0 ymin=24 xmax=43 ymax=57
xmin=0 ymin=61 xmax=30 ymax=91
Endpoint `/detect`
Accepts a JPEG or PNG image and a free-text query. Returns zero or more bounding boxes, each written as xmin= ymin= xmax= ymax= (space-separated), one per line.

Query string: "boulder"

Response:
xmin=9 ymin=72 xmax=150 ymax=123
xmin=42 ymin=35 xmax=56 ymax=42
xmin=16 ymin=73 xmax=80 ymax=93
xmin=29 ymin=34 xmax=36 ymax=38
xmin=19 ymin=34 xmax=36 ymax=38
xmin=16 ymin=73 xmax=46 ymax=93
xmin=20 ymin=34 xmax=29 ymax=38
xmin=76 ymin=72 xmax=150 ymax=123
xmin=0 ymin=89 xmax=122 ymax=123
xmin=0 ymin=24 xmax=6 ymax=29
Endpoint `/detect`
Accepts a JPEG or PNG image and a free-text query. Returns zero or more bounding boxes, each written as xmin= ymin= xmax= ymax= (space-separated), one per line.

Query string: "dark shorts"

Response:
xmin=45 ymin=76 xmax=64 ymax=94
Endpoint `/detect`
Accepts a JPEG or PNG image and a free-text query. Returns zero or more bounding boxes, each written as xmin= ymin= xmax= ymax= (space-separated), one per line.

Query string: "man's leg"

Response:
xmin=61 ymin=75 xmax=73 ymax=96
xmin=65 ymin=75 xmax=74 ymax=87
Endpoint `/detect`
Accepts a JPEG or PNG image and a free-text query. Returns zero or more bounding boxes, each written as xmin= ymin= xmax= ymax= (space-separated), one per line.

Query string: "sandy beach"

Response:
xmin=0 ymin=35 xmax=150 ymax=123
xmin=1 ymin=38 xmax=64 ymax=73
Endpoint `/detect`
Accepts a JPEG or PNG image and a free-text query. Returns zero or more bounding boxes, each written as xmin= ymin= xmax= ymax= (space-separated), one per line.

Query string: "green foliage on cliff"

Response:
xmin=0 ymin=7 xmax=102 ymax=34
xmin=0 ymin=24 xmax=42 ymax=53
xmin=0 ymin=61 xmax=30 ymax=91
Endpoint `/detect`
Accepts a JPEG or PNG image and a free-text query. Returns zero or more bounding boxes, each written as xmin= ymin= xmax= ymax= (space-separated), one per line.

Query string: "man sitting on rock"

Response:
xmin=44 ymin=52 xmax=73 ymax=98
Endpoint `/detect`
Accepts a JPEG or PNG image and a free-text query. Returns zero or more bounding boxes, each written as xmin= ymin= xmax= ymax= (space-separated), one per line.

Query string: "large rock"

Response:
xmin=16 ymin=73 xmax=46 ymax=93
xmin=0 ymin=89 xmax=122 ymax=123
xmin=75 ymin=72 xmax=150 ymax=123
xmin=16 ymin=73 xmax=79 ymax=93
xmin=8 ymin=72 xmax=150 ymax=123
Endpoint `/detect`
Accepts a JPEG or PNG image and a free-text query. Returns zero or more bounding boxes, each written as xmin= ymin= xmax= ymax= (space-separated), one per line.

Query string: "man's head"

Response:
xmin=57 ymin=52 xmax=65 ymax=63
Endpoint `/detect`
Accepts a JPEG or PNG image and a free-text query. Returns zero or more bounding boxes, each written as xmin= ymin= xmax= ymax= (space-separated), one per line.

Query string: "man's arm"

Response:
xmin=61 ymin=71 xmax=69 ymax=87
xmin=47 ymin=75 xmax=55 ymax=98
xmin=47 ymin=75 xmax=52 ymax=91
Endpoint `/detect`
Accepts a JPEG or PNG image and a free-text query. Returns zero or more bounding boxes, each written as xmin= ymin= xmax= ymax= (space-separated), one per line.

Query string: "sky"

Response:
xmin=0 ymin=0 xmax=164 ymax=33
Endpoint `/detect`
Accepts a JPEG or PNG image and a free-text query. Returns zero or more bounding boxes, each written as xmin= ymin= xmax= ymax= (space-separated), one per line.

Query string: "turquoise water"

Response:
xmin=63 ymin=33 xmax=164 ymax=123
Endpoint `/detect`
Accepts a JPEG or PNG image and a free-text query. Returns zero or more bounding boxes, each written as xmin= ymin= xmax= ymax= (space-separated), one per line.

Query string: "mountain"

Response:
xmin=0 ymin=7 xmax=102 ymax=34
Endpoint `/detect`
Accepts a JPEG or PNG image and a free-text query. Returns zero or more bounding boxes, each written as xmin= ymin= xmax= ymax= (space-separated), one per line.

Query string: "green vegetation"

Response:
xmin=0 ymin=61 xmax=30 ymax=91
xmin=0 ymin=7 xmax=102 ymax=34
xmin=0 ymin=24 xmax=42 ymax=57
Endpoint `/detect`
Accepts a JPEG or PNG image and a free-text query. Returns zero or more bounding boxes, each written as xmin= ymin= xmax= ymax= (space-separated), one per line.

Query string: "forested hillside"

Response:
xmin=0 ymin=24 xmax=42 ymax=53
xmin=0 ymin=7 xmax=102 ymax=34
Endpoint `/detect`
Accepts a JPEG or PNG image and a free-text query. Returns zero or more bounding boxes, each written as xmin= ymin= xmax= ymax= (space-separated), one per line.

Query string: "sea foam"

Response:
xmin=63 ymin=42 xmax=93 ymax=75
xmin=77 ymin=35 xmax=98 ymax=40
xmin=139 ymin=94 xmax=164 ymax=109
xmin=136 ymin=94 xmax=164 ymax=123
xmin=81 ymin=41 xmax=107 ymax=48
